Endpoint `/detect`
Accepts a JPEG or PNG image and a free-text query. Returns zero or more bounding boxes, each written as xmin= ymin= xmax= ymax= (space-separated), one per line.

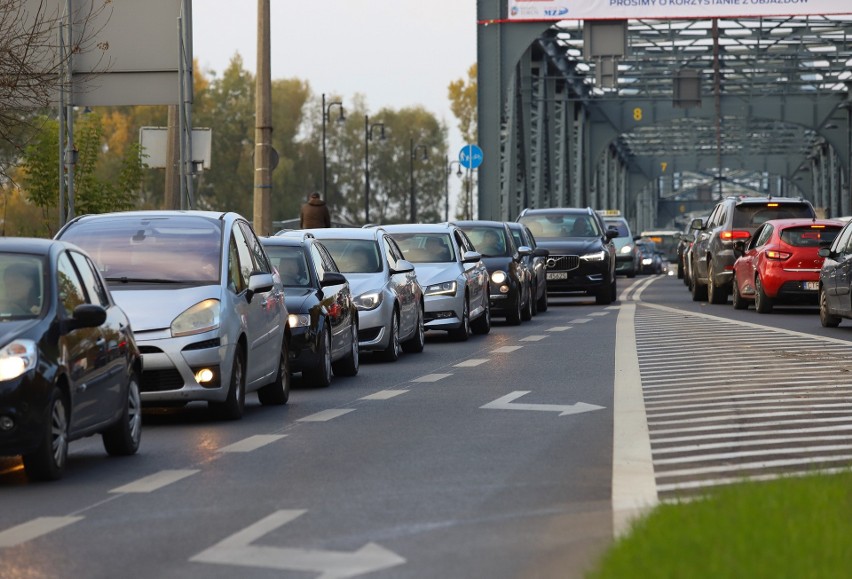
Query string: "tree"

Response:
xmin=448 ymin=64 xmax=478 ymax=219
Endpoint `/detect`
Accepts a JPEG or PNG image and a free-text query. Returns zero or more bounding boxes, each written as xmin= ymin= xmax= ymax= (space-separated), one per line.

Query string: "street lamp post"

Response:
xmin=364 ymin=115 xmax=386 ymax=224
xmin=409 ymin=139 xmax=428 ymax=223
xmin=446 ymin=157 xmax=462 ymax=222
xmin=322 ymin=93 xmax=345 ymax=202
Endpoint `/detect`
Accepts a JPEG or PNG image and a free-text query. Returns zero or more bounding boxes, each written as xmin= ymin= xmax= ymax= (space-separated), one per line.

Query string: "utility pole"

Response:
xmin=253 ymin=0 xmax=272 ymax=235
xmin=164 ymin=105 xmax=180 ymax=209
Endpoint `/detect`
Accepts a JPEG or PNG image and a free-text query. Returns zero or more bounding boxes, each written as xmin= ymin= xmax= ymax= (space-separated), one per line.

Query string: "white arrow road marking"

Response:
xmin=218 ymin=435 xmax=286 ymax=453
xmin=492 ymin=346 xmax=523 ymax=353
xmin=0 ymin=516 xmax=83 ymax=548
xmin=454 ymin=359 xmax=489 ymax=368
xmin=360 ymin=390 xmax=408 ymax=400
xmin=412 ymin=373 xmax=452 ymax=383
xmin=110 ymin=469 xmax=199 ymax=494
xmin=299 ymin=409 xmax=356 ymax=422
xmin=190 ymin=510 xmax=406 ymax=578
xmin=520 ymin=335 xmax=548 ymax=342
xmin=481 ymin=391 xmax=605 ymax=416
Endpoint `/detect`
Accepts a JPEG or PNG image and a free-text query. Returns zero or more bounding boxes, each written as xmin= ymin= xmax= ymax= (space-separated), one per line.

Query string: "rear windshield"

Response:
xmin=780 ymin=225 xmax=842 ymax=247
xmin=389 ymin=233 xmax=456 ymax=263
xmin=320 ymin=239 xmax=382 ymax=273
xmin=58 ymin=216 xmax=223 ymax=283
xmin=733 ymin=203 xmax=814 ymax=228
xmin=0 ymin=254 xmax=46 ymax=320
xmin=459 ymin=226 xmax=512 ymax=257
xmin=605 ymin=219 xmax=630 ymax=237
xmin=263 ymin=245 xmax=311 ymax=287
xmin=518 ymin=214 xmax=602 ymax=239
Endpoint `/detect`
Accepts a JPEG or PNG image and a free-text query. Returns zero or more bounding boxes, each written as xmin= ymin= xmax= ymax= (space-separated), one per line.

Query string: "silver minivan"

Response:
xmin=56 ymin=211 xmax=290 ymax=420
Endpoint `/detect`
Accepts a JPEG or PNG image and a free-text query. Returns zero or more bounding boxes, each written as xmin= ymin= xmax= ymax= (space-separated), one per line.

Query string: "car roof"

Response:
xmin=381 ymin=223 xmax=457 ymax=234
xmin=452 ymin=220 xmax=509 ymax=229
xmin=761 ymin=218 xmax=845 ymax=229
xmin=259 ymin=235 xmax=305 ymax=247
xmin=731 ymin=196 xmax=810 ymax=206
xmin=0 ymin=237 xmax=66 ymax=255
xmin=303 ymin=227 xmax=385 ymax=240
xmin=66 ymin=209 xmax=231 ymax=222
xmin=519 ymin=207 xmax=593 ymax=215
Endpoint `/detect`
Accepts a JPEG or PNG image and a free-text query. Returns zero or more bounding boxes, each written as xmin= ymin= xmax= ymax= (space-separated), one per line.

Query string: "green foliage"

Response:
xmin=20 ymin=117 xmax=59 ymax=222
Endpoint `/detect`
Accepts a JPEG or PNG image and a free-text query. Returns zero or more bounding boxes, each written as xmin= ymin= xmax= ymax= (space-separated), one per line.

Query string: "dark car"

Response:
xmin=262 ymin=233 xmax=359 ymax=387
xmin=818 ymin=219 xmax=852 ymax=327
xmin=0 ymin=238 xmax=142 ymax=480
xmin=601 ymin=214 xmax=639 ymax=278
xmin=517 ymin=207 xmax=618 ymax=305
xmin=635 ymin=239 xmax=663 ymax=275
xmin=452 ymin=220 xmax=533 ymax=325
xmin=507 ymin=221 xmax=549 ymax=314
xmin=689 ymin=196 xmax=816 ymax=304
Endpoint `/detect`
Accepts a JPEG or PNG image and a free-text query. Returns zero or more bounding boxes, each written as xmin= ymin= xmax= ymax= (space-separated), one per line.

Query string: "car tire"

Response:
xmin=708 ymin=262 xmax=727 ymax=304
xmin=530 ymin=282 xmax=539 ymax=316
xmin=471 ymin=299 xmax=491 ymax=335
xmin=449 ymin=298 xmax=471 ymax=341
xmin=754 ymin=276 xmax=773 ymax=314
xmin=595 ymin=276 xmax=613 ymax=305
xmin=303 ymin=327 xmax=333 ymax=386
xmin=677 ymin=263 xmax=684 ymax=279
xmin=332 ymin=322 xmax=360 ymax=377
xmin=691 ymin=272 xmax=707 ymax=301
xmin=258 ymin=342 xmax=291 ymax=405
xmin=102 ymin=373 xmax=142 ymax=456
xmin=820 ymin=287 xmax=841 ymax=328
xmin=506 ymin=292 xmax=523 ymax=326
xmin=211 ymin=349 xmax=246 ymax=420
xmin=610 ymin=276 xmax=618 ymax=302
xmin=536 ymin=283 xmax=548 ymax=312
xmin=378 ymin=308 xmax=402 ymax=361
xmin=402 ymin=304 xmax=425 ymax=353
xmin=22 ymin=386 xmax=69 ymax=481
xmin=627 ymin=268 xmax=637 ymax=279
xmin=731 ymin=278 xmax=748 ymax=310
xmin=521 ymin=286 xmax=533 ymax=321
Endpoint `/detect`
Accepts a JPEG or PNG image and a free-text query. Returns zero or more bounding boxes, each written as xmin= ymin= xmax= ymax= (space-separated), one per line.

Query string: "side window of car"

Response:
xmin=454 ymin=230 xmax=470 ymax=254
xmin=523 ymin=227 xmax=537 ymax=249
xmin=69 ymin=251 xmax=109 ymax=307
xmin=830 ymin=224 xmax=852 ymax=254
xmin=239 ymin=222 xmax=271 ymax=274
xmin=757 ymin=225 xmax=773 ymax=247
xmin=230 ymin=226 xmax=254 ymax=293
xmin=383 ymin=235 xmax=405 ymax=267
xmin=308 ymin=244 xmax=328 ymax=280
xmin=316 ymin=243 xmax=340 ymax=273
xmin=706 ymin=205 xmax=722 ymax=228
xmin=57 ymin=252 xmax=90 ymax=317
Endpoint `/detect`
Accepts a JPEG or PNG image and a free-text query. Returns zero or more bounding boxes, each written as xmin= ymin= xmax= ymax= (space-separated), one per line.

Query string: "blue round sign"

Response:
xmin=459 ymin=144 xmax=483 ymax=170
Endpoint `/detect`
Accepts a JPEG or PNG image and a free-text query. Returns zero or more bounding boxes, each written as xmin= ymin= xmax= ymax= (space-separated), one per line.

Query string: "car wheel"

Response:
xmin=378 ymin=308 xmax=402 ymax=361
xmin=677 ymin=263 xmax=684 ymax=279
xmin=731 ymin=277 xmax=748 ymax=310
xmin=708 ymin=262 xmax=727 ymax=304
xmin=691 ymin=271 xmax=708 ymax=301
xmin=506 ymin=291 xmax=523 ymax=325
xmin=258 ymin=342 xmax=290 ymax=405
xmin=402 ymin=304 xmax=425 ymax=353
xmin=530 ymin=283 xmax=539 ymax=316
xmin=449 ymin=298 xmax=471 ymax=341
xmin=211 ymin=349 xmax=246 ymax=420
xmin=595 ymin=276 xmax=613 ymax=305
xmin=304 ymin=327 xmax=332 ymax=386
xmin=102 ymin=373 xmax=142 ymax=456
xmin=754 ymin=276 xmax=773 ymax=314
xmin=536 ymin=282 xmax=548 ymax=312
xmin=610 ymin=276 xmax=618 ymax=302
xmin=332 ymin=321 xmax=360 ymax=377
xmin=820 ymin=287 xmax=841 ymax=328
xmin=521 ymin=286 xmax=533 ymax=321
xmin=22 ymin=386 xmax=69 ymax=481
xmin=471 ymin=298 xmax=491 ymax=335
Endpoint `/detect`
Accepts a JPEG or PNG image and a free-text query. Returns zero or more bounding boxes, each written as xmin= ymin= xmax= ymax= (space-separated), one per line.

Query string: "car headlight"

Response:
xmin=288 ymin=314 xmax=310 ymax=328
xmin=171 ymin=299 xmax=220 ymax=337
xmin=620 ymin=245 xmax=634 ymax=254
xmin=353 ymin=291 xmax=383 ymax=311
xmin=642 ymin=257 xmax=653 ymax=265
xmin=0 ymin=339 xmax=37 ymax=382
xmin=425 ymin=281 xmax=457 ymax=296
xmin=580 ymin=251 xmax=606 ymax=262
xmin=491 ymin=271 xmax=507 ymax=284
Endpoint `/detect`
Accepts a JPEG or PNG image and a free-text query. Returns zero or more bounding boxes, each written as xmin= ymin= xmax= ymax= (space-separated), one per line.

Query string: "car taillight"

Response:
xmin=720 ymin=230 xmax=751 ymax=241
xmin=766 ymin=250 xmax=792 ymax=260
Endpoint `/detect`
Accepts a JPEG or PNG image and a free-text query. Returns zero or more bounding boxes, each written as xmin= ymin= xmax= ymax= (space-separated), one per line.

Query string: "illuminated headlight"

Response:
xmin=491 ymin=271 xmax=507 ymax=284
xmin=425 ymin=281 xmax=457 ymax=296
xmin=580 ymin=251 xmax=606 ymax=262
xmin=288 ymin=314 xmax=310 ymax=328
xmin=353 ymin=291 xmax=382 ymax=311
xmin=620 ymin=245 xmax=634 ymax=254
xmin=642 ymin=258 xmax=653 ymax=265
xmin=0 ymin=340 xmax=37 ymax=382
xmin=171 ymin=299 xmax=220 ymax=337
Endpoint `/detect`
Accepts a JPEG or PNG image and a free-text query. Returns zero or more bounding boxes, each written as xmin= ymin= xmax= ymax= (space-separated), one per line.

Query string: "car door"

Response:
xmin=694 ymin=205 xmax=721 ymax=281
xmin=311 ymin=242 xmax=351 ymax=359
xmin=734 ymin=224 xmax=765 ymax=294
xmin=454 ymin=228 xmax=486 ymax=312
xmin=523 ymin=226 xmax=547 ymax=296
xmin=383 ymin=234 xmax=417 ymax=339
xmin=830 ymin=226 xmax=852 ymax=314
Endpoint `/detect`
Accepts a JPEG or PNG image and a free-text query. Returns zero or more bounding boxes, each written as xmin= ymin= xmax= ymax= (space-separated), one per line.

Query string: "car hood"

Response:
xmin=536 ymin=239 xmax=602 ymax=255
xmin=481 ymin=256 xmax=513 ymax=272
xmin=344 ymin=273 xmax=387 ymax=298
xmin=283 ymin=287 xmax=313 ymax=313
xmin=110 ymin=285 xmax=223 ymax=332
xmin=411 ymin=263 xmax=460 ymax=287
xmin=0 ymin=319 xmax=40 ymax=347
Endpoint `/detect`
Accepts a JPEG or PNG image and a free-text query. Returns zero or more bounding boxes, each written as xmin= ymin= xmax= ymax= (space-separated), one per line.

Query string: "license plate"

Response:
xmin=804 ymin=281 xmax=819 ymax=291
xmin=547 ymin=272 xmax=568 ymax=280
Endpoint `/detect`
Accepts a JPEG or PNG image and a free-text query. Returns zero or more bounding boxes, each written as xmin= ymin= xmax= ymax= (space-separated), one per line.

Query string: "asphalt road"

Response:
xmin=2 ymin=274 xmax=850 ymax=578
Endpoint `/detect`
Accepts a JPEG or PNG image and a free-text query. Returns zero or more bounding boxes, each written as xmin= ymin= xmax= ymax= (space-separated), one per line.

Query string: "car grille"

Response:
xmin=546 ymin=255 xmax=580 ymax=271
xmin=140 ymin=369 xmax=184 ymax=392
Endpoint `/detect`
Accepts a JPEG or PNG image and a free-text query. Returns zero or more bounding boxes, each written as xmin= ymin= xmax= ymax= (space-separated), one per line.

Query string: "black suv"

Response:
xmin=517 ymin=207 xmax=618 ymax=305
xmin=689 ymin=196 xmax=816 ymax=304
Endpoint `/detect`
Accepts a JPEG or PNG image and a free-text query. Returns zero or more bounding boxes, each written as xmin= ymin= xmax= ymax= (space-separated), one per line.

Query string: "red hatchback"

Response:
xmin=732 ymin=219 xmax=844 ymax=313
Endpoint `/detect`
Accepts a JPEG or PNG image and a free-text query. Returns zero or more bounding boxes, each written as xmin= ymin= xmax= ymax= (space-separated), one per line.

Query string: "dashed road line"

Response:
xmin=520 ymin=335 xmax=548 ymax=342
xmin=454 ymin=359 xmax=489 ymax=368
xmin=360 ymin=390 xmax=409 ymax=400
xmin=492 ymin=346 xmax=523 ymax=353
xmin=298 ymin=409 xmax=356 ymax=422
xmin=412 ymin=373 xmax=453 ymax=383
xmin=110 ymin=470 xmax=199 ymax=494
xmin=546 ymin=326 xmax=572 ymax=332
xmin=218 ymin=435 xmax=287 ymax=453
xmin=570 ymin=318 xmax=592 ymax=324
xmin=0 ymin=517 xmax=84 ymax=548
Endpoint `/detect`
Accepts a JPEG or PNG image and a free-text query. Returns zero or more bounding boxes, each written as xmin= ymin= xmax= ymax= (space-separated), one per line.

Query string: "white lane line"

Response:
xmin=611 ymin=302 xmax=657 ymax=538
xmin=110 ymin=470 xmax=199 ymax=494
xmin=651 ymin=416 xmax=852 ymax=436
xmin=546 ymin=326 xmax=572 ymax=332
xmin=652 ymin=424 xmax=852 ymax=445
xmin=589 ymin=312 xmax=610 ymax=317
xmin=571 ymin=318 xmax=592 ymax=324
xmin=655 ymin=443 xmax=852 ymax=465
xmin=412 ymin=373 xmax=452 ymax=383
xmin=218 ymin=435 xmax=287 ymax=453
xmin=653 ymin=434 xmax=852 ymax=455
xmin=606 ymin=305 xmax=620 ymax=310
xmin=0 ymin=517 xmax=84 ymax=548
xmin=492 ymin=346 xmax=523 ymax=353
xmin=298 ymin=409 xmax=356 ymax=422
xmin=647 ymin=402 xmax=852 ymax=419
xmin=360 ymin=390 xmax=408 ymax=400
xmin=648 ymin=409 xmax=852 ymax=427
xmin=454 ymin=359 xmax=489 ymax=368
xmin=655 ymin=454 xmax=852 ymax=479
xmin=520 ymin=335 xmax=548 ymax=342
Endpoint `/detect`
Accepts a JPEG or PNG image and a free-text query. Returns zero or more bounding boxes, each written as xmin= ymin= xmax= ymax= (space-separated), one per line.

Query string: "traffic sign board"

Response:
xmin=459 ymin=144 xmax=483 ymax=169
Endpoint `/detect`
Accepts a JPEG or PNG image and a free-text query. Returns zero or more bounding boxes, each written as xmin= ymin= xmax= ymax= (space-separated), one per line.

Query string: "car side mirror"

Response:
xmin=320 ymin=271 xmax=347 ymax=287
xmin=517 ymin=245 xmax=532 ymax=256
xmin=605 ymin=229 xmax=619 ymax=240
xmin=633 ymin=235 xmax=642 ymax=242
xmin=246 ymin=272 xmax=274 ymax=301
xmin=67 ymin=304 xmax=107 ymax=331
xmin=533 ymin=247 xmax=549 ymax=258
xmin=461 ymin=251 xmax=481 ymax=263
xmin=818 ymin=247 xmax=833 ymax=258
xmin=390 ymin=259 xmax=415 ymax=274
xmin=690 ymin=218 xmax=705 ymax=231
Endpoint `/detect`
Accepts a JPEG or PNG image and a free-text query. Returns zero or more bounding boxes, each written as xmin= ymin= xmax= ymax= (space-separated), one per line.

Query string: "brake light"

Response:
xmin=767 ymin=203 xmax=779 ymax=207
xmin=720 ymin=230 xmax=751 ymax=241
xmin=810 ymin=225 xmax=825 ymax=229
xmin=766 ymin=250 xmax=792 ymax=260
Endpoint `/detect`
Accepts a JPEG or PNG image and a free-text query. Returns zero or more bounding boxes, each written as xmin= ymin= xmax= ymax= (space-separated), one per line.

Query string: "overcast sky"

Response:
xmin=192 ymin=0 xmax=478 ymax=157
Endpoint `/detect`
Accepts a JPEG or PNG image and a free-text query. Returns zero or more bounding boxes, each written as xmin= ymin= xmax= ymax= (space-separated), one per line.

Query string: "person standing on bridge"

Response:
xmin=300 ymin=191 xmax=331 ymax=228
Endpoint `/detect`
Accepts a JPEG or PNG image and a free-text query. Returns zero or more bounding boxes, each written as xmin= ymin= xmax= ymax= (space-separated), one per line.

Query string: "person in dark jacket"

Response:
xmin=300 ymin=192 xmax=331 ymax=228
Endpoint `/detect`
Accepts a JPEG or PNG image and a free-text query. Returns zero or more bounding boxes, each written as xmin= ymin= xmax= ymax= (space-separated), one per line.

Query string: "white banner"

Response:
xmin=507 ymin=0 xmax=852 ymax=21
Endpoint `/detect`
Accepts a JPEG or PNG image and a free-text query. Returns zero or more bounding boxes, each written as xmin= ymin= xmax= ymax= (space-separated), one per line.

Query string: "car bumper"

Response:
xmin=0 ymin=374 xmax=50 ymax=456
xmin=356 ymin=298 xmax=394 ymax=351
xmin=763 ymin=267 xmax=821 ymax=301
xmin=287 ymin=326 xmax=322 ymax=373
xmin=545 ymin=260 xmax=610 ymax=294
xmin=423 ymin=292 xmax=464 ymax=331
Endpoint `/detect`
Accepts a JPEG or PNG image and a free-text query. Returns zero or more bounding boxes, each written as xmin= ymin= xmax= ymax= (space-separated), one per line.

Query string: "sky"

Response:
xmin=192 ymin=1 xmax=478 ymax=179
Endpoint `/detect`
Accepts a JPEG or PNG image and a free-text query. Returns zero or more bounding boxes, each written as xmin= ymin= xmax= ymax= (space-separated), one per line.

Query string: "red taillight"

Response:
xmin=766 ymin=250 xmax=792 ymax=260
xmin=721 ymin=230 xmax=751 ymax=241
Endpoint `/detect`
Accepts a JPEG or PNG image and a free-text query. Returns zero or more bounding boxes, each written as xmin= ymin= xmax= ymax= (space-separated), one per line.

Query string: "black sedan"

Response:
xmin=261 ymin=233 xmax=359 ymax=387
xmin=0 ymin=238 xmax=142 ymax=480
xmin=507 ymin=221 xmax=549 ymax=314
xmin=452 ymin=220 xmax=532 ymax=325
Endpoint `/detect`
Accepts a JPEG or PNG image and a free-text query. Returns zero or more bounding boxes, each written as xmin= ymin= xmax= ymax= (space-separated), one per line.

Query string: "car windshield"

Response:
xmin=780 ymin=225 xmax=842 ymax=247
xmin=390 ymin=233 xmax=456 ymax=263
xmin=58 ymin=216 xmax=223 ymax=283
xmin=264 ymin=245 xmax=311 ymax=287
xmin=320 ymin=239 xmax=382 ymax=273
xmin=0 ymin=254 xmax=46 ymax=320
xmin=461 ymin=227 xmax=511 ymax=257
xmin=733 ymin=203 xmax=814 ymax=228
xmin=605 ymin=220 xmax=630 ymax=237
xmin=518 ymin=214 xmax=602 ymax=239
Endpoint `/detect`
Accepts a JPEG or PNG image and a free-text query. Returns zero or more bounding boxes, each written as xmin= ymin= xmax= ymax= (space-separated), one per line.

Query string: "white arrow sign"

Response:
xmin=190 ymin=510 xmax=405 ymax=579
xmin=481 ymin=391 xmax=605 ymax=416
